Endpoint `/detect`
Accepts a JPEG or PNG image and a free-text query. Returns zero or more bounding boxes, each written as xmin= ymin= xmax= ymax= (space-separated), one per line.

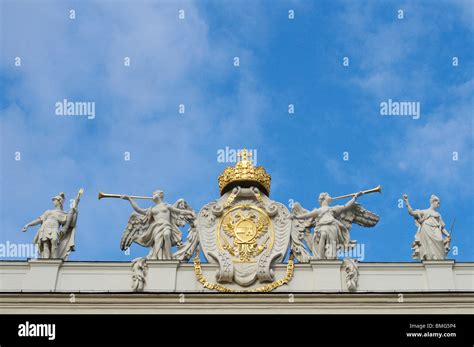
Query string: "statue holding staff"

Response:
xmin=22 ymin=189 xmax=83 ymax=259
xmin=402 ymin=194 xmax=451 ymax=260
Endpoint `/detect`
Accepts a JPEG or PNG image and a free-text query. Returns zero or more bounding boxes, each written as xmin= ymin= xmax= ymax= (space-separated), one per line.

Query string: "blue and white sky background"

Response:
xmin=1 ymin=0 xmax=473 ymax=261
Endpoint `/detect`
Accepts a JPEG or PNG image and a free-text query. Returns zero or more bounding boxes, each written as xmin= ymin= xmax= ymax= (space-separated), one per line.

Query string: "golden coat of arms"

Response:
xmin=195 ymin=150 xmax=294 ymax=289
xmin=219 ymin=205 xmax=273 ymax=262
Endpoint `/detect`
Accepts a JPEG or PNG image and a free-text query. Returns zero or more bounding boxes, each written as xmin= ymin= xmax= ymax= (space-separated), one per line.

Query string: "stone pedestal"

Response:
xmin=145 ymin=260 xmax=180 ymax=291
xmin=423 ymin=260 xmax=455 ymax=290
xmin=1 ymin=260 xmax=472 ymax=293
xmin=310 ymin=260 xmax=343 ymax=291
xmin=23 ymin=259 xmax=63 ymax=291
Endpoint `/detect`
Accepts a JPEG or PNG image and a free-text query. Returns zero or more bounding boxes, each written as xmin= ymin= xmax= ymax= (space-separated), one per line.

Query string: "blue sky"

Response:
xmin=0 ymin=0 xmax=472 ymax=262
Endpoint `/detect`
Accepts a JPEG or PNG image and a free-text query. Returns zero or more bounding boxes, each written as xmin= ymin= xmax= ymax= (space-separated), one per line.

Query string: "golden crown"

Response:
xmin=218 ymin=149 xmax=271 ymax=196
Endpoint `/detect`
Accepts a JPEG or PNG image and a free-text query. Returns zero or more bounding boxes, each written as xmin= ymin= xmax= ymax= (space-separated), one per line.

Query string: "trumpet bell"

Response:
xmin=373 ymin=185 xmax=382 ymax=194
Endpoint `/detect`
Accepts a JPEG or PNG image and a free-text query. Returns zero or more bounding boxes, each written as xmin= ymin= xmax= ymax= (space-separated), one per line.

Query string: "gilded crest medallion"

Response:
xmin=196 ymin=148 xmax=293 ymax=289
xmin=217 ymin=205 xmax=273 ymax=262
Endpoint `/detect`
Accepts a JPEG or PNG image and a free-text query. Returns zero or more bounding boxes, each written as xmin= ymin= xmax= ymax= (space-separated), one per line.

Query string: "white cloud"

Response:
xmin=384 ymin=80 xmax=473 ymax=196
xmin=0 ymin=1 xmax=275 ymax=259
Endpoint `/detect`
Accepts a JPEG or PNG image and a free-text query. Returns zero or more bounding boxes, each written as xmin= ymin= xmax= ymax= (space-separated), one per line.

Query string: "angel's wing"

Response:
xmin=292 ymin=202 xmax=314 ymax=232
xmin=172 ymin=199 xmax=199 ymax=261
xmin=171 ymin=199 xmax=194 ymax=228
xmin=290 ymin=202 xmax=314 ymax=263
xmin=173 ymin=224 xmax=200 ymax=261
xmin=120 ymin=212 xmax=151 ymax=251
xmin=337 ymin=203 xmax=380 ymax=232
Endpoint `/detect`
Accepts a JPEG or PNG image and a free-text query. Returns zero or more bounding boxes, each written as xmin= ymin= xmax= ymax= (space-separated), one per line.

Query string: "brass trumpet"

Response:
xmin=330 ymin=185 xmax=382 ymax=201
xmin=98 ymin=192 xmax=153 ymax=200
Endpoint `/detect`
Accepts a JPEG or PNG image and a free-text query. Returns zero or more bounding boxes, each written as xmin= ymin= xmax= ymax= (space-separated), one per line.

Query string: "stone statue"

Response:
xmin=343 ymin=258 xmax=359 ymax=291
xmin=291 ymin=187 xmax=380 ymax=260
xmin=119 ymin=190 xmax=196 ymax=260
xmin=403 ymin=194 xmax=451 ymax=260
xmin=21 ymin=189 xmax=83 ymax=260
xmin=131 ymin=257 xmax=148 ymax=291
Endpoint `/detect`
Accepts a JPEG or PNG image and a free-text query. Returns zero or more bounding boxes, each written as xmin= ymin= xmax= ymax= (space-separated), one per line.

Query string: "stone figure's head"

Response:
xmin=52 ymin=192 xmax=65 ymax=209
xmin=152 ymin=190 xmax=164 ymax=203
xmin=318 ymin=192 xmax=331 ymax=206
xmin=430 ymin=195 xmax=440 ymax=209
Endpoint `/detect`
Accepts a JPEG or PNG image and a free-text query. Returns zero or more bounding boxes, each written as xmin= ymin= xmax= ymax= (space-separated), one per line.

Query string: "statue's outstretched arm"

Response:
xmin=337 ymin=192 xmax=363 ymax=212
xmin=26 ymin=218 xmax=42 ymax=227
xmin=121 ymin=196 xmax=146 ymax=215
xmin=22 ymin=218 xmax=42 ymax=231
xmin=342 ymin=195 xmax=358 ymax=210
xmin=130 ymin=199 xmax=146 ymax=214
xmin=402 ymin=194 xmax=416 ymax=216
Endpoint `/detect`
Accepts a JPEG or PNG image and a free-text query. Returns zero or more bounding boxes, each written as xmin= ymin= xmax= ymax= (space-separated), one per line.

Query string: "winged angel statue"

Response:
xmin=118 ymin=190 xmax=197 ymax=260
xmin=290 ymin=188 xmax=380 ymax=261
